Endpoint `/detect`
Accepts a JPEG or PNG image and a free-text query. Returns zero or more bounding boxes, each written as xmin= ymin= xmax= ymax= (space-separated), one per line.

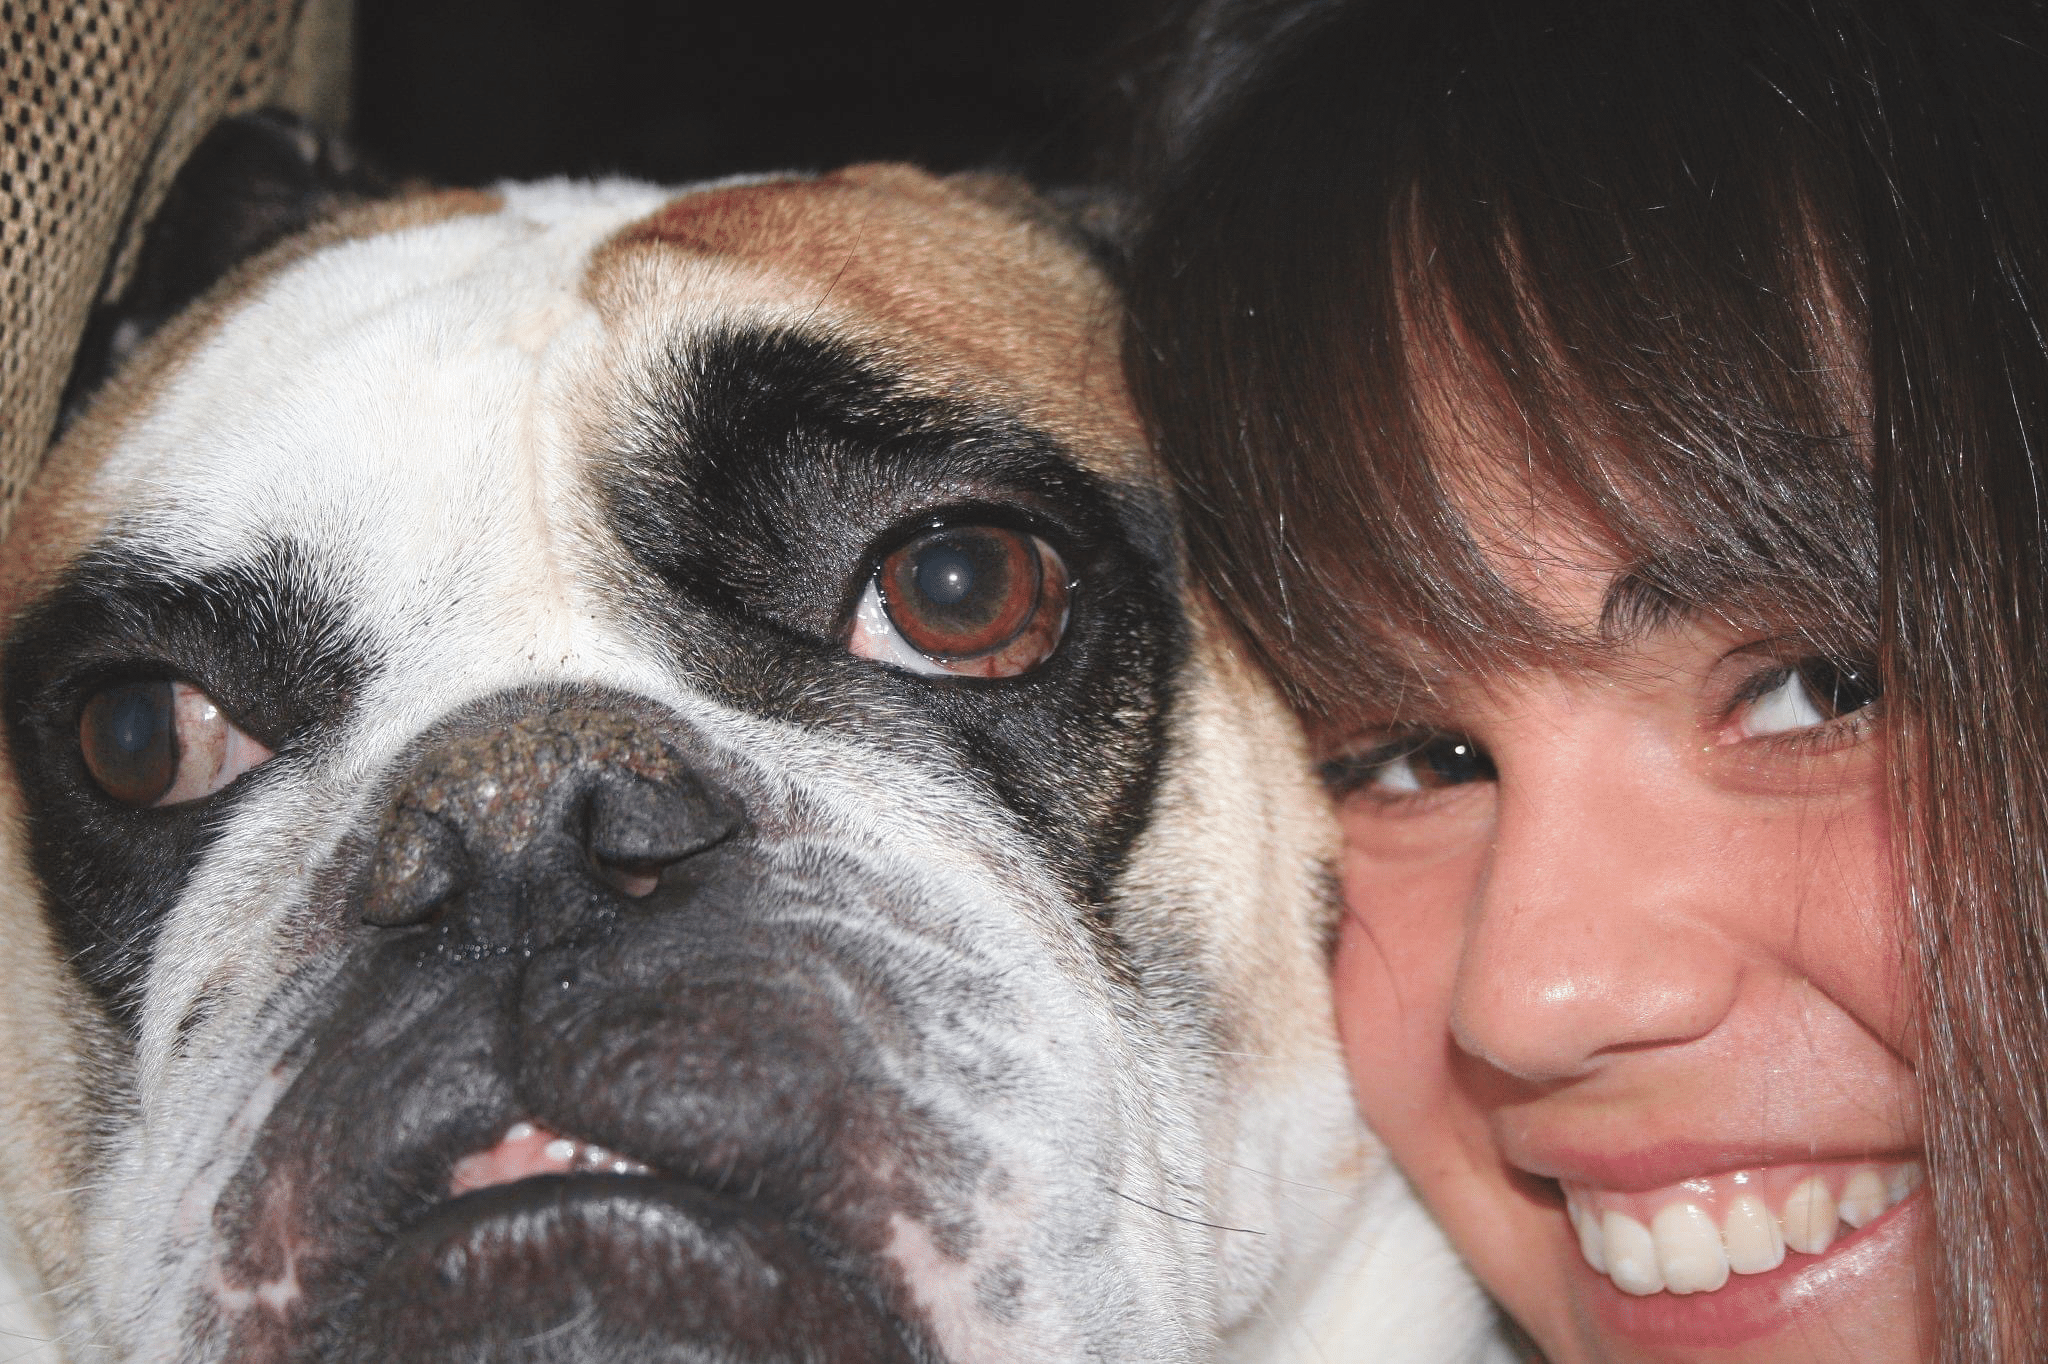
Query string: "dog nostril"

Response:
xmin=590 ymin=855 xmax=663 ymax=899
xmin=363 ymin=806 xmax=471 ymax=926
xmin=582 ymin=771 xmax=740 ymax=899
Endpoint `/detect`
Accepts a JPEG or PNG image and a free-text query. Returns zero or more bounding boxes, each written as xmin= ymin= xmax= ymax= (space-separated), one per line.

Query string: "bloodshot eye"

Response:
xmin=78 ymin=680 xmax=273 ymax=807
xmin=848 ymin=526 xmax=1071 ymax=679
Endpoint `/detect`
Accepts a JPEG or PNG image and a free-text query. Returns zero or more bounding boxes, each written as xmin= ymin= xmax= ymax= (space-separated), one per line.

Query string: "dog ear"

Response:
xmin=60 ymin=109 xmax=388 ymax=422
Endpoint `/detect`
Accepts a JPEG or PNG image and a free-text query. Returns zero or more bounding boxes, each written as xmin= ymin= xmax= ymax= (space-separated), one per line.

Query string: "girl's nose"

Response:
xmin=1447 ymin=757 xmax=1742 ymax=1084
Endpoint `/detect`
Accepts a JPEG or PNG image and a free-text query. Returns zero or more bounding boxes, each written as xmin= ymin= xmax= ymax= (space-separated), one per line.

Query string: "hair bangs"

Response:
xmin=1127 ymin=0 xmax=1881 ymax=725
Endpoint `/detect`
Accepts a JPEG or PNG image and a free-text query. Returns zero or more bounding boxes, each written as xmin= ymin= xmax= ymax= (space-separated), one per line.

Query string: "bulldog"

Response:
xmin=0 ymin=139 xmax=1501 ymax=1362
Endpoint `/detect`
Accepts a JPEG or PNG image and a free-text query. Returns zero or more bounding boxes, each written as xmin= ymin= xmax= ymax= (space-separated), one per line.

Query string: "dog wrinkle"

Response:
xmin=2 ymin=189 xmax=508 ymax=581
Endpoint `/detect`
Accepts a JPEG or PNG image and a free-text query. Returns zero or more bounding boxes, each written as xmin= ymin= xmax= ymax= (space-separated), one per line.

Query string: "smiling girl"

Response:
xmin=1121 ymin=0 xmax=2047 ymax=1358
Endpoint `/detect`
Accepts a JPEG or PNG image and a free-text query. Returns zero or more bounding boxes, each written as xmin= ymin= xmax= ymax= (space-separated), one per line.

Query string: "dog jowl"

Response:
xmin=0 ymin=160 xmax=1447 ymax=1362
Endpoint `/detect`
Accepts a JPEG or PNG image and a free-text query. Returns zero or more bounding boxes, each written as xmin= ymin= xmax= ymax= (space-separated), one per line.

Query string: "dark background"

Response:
xmin=352 ymin=1 xmax=1147 ymax=189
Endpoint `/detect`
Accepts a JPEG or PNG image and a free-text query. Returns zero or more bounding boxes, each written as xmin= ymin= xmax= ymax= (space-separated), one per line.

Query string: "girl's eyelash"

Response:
xmin=1749 ymin=711 xmax=1878 ymax=758
xmin=1319 ymin=730 xmax=1496 ymax=802
xmin=1318 ymin=733 xmax=1426 ymax=796
xmin=1723 ymin=654 xmax=1883 ymax=753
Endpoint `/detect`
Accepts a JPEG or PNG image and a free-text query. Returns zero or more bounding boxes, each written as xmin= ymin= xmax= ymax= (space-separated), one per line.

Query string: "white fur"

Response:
xmin=0 ymin=1220 xmax=61 ymax=1363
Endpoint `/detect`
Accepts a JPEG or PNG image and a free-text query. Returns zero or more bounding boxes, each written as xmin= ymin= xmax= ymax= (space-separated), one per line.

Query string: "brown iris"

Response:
xmin=877 ymin=526 xmax=1069 ymax=677
xmin=78 ymin=679 xmax=273 ymax=807
xmin=80 ymin=680 xmax=179 ymax=806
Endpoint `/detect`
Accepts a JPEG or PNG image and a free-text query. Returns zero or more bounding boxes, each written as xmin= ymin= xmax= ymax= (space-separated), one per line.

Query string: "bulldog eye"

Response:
xmin=78 ymin=680 xmax=273 ymax=807
xmin=848 ymin=526 xmax=1070 ymax=678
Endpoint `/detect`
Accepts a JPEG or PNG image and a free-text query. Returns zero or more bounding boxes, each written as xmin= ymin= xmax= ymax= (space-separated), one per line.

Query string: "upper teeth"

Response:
xmin=1565 ymin=1161 xmax=1921 ymax=1296
xmin=446 ymin=1119 xmax=655 ymax=1198
xmin=520 ymin=1122 xmax=653 ymax=1177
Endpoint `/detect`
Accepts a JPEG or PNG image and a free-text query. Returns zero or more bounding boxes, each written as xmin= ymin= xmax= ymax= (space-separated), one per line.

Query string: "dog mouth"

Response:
xmin=210 ymin=947 xmax=960 ymax=1361
xmin=278 ymin=1082 xmax=940 ymax=1363
xmin=304 ymin=1107 xmax=930 ymax=1364
xmin=348 ymin=1150 xmax=922 ymax=1364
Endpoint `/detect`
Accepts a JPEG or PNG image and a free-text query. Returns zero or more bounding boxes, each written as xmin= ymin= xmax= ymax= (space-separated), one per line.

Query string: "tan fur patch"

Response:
xmin=586 ymin=166 xmax=1144 ymax=480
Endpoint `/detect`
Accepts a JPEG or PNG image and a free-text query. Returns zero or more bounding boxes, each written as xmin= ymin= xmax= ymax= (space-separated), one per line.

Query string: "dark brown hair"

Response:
xmin=1120 ymin=1 xmax=2048 ymax=1357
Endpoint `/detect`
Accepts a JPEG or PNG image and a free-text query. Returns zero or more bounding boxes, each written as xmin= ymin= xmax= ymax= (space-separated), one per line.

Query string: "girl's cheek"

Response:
xmin=1330 ymin=828 xmax=1479 ymax=1135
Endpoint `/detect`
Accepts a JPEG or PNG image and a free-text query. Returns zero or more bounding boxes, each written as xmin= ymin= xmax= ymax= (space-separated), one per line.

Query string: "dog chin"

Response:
xmin=243 ymin=1179 xmax=920 ymax=1362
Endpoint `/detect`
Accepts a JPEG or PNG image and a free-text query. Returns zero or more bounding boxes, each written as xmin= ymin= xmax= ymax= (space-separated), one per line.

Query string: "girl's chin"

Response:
xmin=1539 ymin=1191 xmax=1930 ymax=1360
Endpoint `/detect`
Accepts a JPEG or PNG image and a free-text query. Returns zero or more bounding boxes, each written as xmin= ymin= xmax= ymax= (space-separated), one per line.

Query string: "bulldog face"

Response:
xmin=0 ymin=166 xmax=1387 ymax=1362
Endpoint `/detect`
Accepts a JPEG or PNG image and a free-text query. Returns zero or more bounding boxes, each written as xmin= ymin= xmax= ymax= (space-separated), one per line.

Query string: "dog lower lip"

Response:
xmin=347 ymin=1179 xmax=917 ymax=1362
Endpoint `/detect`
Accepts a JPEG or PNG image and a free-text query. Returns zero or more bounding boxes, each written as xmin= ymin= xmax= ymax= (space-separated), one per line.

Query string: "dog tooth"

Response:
xmin=1781 ymin=1177 xmax=1838 ymax=1254
xmin=1602 ymin=1211 xmax=1664 ymax=1296
xmin=1721 ymin=1194 xmax=1786 ymax=1274
xmin=504 ymin=1121 xmax=537 ymax=1142
xmin=544 ymin=1137 xmax=579 ymax=1164
xmin=1838 ymin=1169 xmax=1889 ymax=1228
xmin=1652 ymin=1201 xmax=1729 ymax=1294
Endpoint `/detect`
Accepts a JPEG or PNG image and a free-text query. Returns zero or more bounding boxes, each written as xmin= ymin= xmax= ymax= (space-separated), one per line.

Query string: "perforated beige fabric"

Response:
xmin=1 ymin=0 xmax=348 ymax=537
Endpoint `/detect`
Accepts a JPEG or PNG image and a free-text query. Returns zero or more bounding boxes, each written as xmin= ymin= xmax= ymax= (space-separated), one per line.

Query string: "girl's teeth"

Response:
xmin=1571 ymin=1203 xmax=1606 ymax=1273
xmin=1838 ymin=1169 xmax=1889 ymax=1228
xmin=1565 ymin=1161 xmax=1920 ymax=1297
xmin=1780 ymin=1177 xmax=1838 ymax=1254
xmin=1603 ymin=1211 xmax=1664 ymax=1296
xmin=1652 ymin=1202 xmax=1728 ymax=1294
xmin=1720 ymin=1194 xmax=1786 ymax=1274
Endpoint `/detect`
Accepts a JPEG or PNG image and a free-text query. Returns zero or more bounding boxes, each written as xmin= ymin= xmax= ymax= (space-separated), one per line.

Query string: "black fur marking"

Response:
xmin=594 ymin=325 xmax=1185 ymax=914
xmin=2 ymin=538 xmax=376 ymax=1021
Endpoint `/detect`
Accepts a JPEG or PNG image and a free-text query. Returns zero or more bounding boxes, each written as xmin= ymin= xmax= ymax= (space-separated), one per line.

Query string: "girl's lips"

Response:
xmin=1570 ymin=1181 xmax=1929 ymax=1352
xmin=1509 ymin=1138 xmax=1923 ymax=1195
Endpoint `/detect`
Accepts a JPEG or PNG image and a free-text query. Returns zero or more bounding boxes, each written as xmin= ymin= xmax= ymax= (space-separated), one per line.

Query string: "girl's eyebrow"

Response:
xmin=1597 ymin=569 xmax=1693 ymax=645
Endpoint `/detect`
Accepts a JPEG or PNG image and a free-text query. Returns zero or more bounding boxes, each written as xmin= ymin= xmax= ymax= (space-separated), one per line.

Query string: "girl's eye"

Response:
xmin=1733 ymin=658 xmax=1880 ymax=739
xmin=78 ymin=680 xmax=273 ymax=807
xmin=1320 ymin=733 xmax=1496 ymax=800
xmin=848 ymin=526 xmax=1071 ymax=679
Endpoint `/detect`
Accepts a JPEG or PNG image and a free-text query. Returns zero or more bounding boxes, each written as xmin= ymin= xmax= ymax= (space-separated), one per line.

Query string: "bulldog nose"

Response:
xmin=360 ymin=704 xmax=742 ymax=939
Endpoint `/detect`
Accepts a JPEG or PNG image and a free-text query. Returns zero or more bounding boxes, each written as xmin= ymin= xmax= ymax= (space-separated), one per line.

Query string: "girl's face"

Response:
xmin=1327 ymin=519 xmax=1931 ymax=1361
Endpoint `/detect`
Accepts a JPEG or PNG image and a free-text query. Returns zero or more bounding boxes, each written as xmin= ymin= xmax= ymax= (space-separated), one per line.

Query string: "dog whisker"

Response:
xmin=1106 ymin=1187 xmax=1266 ymax=1237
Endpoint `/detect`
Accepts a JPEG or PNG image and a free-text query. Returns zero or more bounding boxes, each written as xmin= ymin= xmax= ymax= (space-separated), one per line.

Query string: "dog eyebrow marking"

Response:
xmin=597 ymin=321 xmax=1132 ymax=623
xmin=2 ymin=537 xmax=375 ymax=1019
